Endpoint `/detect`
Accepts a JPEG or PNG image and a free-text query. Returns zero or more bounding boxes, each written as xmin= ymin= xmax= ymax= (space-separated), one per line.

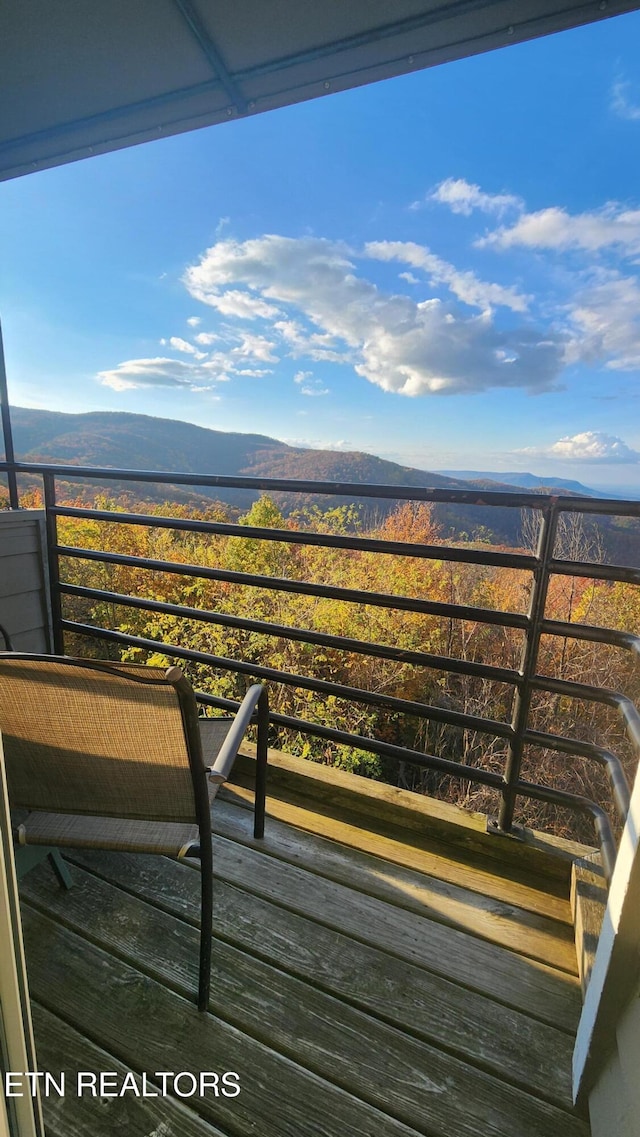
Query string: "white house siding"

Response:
xmin=574 ymin=747 xmax=640 ymax=1136
xmin=587 ymin=975 xmax=640 ymax=1137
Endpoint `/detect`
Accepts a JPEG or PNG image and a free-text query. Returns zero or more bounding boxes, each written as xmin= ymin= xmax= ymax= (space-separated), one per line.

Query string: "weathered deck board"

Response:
xmin=211 ymin=795 xmax=576 ymax=971
xmin=53 ymin=851 xmax=579 ymax=1101
xmin=22 ymin=904 xmax=591 ymax=1137
xmin=21 ymin=881 xmax=589 ymax=1137
xmin=67 ymin=841 xmax=582 ymax=1027
xmin=19 ymin=755 xmax=592 ymax=1137
xmin=222 ymin=783 xmax=572 ymax=923
xmin=23 ymin=906 xmax=429 ymax=1137
xmin=201 ymin=830 xmax=578 ymax=1017
xmin=31 ymin=1004 xmax=225 ymax=1137
xmin=22 ymin=859 xmax=576 ymax=1111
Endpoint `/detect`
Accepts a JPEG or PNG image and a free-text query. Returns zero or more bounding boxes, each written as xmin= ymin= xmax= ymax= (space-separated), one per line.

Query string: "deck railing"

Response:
xmin=3 ymin=458 xmax=640 ymax=880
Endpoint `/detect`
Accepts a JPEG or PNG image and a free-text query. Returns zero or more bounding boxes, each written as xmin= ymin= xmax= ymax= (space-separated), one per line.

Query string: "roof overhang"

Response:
xmin=1 ymin=0 xmax=638 ymax=182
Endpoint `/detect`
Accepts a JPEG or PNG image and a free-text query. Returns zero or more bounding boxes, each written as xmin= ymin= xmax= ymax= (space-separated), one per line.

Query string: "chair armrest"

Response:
xmin=208 ymin=684 xmax=266 ymax=784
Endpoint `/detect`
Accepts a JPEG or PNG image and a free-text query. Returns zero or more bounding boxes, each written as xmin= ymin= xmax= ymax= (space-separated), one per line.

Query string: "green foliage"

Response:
xmin=332 ymin=748 xmax=384 ymax=779
xmin=226 ymin=496 xmax=294 ymax=579
xmin=291 ymin=502 xmax=362 ymax=535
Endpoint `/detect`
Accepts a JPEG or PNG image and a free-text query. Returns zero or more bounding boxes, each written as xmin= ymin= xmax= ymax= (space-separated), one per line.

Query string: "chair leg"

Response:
xmin=254 ymin=688 xmax=268 ymax=839
xmin=197 ymin=840 xmax=213 ymax=1012
xmin=13 ymin=844 xmax=73 ymax=889
xmin=48 ymin=850 xmax=73 ymax=890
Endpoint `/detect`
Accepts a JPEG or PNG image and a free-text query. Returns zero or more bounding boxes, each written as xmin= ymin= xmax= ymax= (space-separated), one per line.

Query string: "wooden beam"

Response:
xmin=233 ymin=743 xmax=596 ymax=880
xmin=571 ymin=855 xmax=606 ymax=996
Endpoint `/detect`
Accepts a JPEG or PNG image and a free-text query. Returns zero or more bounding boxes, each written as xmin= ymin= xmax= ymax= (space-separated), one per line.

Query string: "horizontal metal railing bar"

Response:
xmin=6 ymin=457 xmax=638 ymax=512
xmin=197 ymin=690 xmax=507 ymax=786
xmin=59 ymin=583 xmax=523 ymax=685
xmin=56 ymin=545 xmax=532 ymax=629
xmin=542 ymin=496 xmax=640 ymax=518
xmin=194 ymin=684 xmax=513 ymax=784
xmin=540 ymin=618 xmax=640 ymax=656
xmin=531 ymin=676 xmax=640 ymax=757
xmin=549 ymin=558 xmax=640 ymax=586
xmin=197 ymin=691 xmax=243 ymax=713
xmin=61 ymin=620 xmax=516 ymax=739
xmin=513 ymin=780 xmax=616 ymax=882
xmin=192 ymin=687 xmax=616 ymax=878
xmin=52 ymin=504 xmax=539 ymax=570
xmin=523 ymin=729 xmax=631 ymax=821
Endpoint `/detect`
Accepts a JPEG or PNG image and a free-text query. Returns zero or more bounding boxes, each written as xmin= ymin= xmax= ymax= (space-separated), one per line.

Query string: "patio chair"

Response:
xmin=0 ymin=652 xmax=268 ymax=1011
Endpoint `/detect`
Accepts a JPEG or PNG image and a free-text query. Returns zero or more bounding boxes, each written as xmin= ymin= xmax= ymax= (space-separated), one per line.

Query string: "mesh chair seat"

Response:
xmin=16 ymin=754 xmax=223 ymax=856
xmin=17 ymin=813 xmax=202 ymax=856
xmin=0 ymin=653 xmax=268 ymax=1011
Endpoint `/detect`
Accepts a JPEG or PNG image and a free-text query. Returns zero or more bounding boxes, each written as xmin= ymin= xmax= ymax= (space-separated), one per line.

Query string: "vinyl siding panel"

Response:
xmin=0 ymin=511 xmax=52 ymax=652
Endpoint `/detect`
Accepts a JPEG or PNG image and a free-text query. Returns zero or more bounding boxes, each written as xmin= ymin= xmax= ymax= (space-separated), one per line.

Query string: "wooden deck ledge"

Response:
xmin=234 ymin=741 xmax=597 ymax=885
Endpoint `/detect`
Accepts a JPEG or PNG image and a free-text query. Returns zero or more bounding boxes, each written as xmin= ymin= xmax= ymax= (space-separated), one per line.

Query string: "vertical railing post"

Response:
xmin=254 ymin=686 xmax=269 ymax=839
xmin=42 ymin=472 xmax=65 ymax=654
xmin=498 ymin=502 xmax=559 ymax=833
xmin=0 ymin=320 xmax=19 ymax=510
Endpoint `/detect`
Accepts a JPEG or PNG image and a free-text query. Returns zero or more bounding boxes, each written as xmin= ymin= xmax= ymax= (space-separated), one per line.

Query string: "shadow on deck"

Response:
xmin=19 ymin=752 xmax=592 ymax=1137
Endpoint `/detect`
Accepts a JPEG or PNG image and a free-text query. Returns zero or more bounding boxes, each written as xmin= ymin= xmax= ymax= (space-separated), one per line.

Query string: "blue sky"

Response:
xmin=2 ymin=11 xmax=640 ymax=493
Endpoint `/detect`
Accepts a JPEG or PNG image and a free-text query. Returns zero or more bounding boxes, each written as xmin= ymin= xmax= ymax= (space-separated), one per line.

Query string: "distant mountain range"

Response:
xmin=4 ymin=407 xmax=638 ymax=559
xmin=6 ymin=405 xmax=496 ymax=527
xmin=9 ymin=406 xmax=466 ymax=491
xmin=6 ymin=407 xmax=602 ymax=496
xmin=437 ymin=470 xmax=602 ymax=496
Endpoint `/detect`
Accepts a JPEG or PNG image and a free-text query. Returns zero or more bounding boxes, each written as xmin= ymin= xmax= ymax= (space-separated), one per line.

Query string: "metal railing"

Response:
xmin=3 ymin=458 xmax=640 ymax=881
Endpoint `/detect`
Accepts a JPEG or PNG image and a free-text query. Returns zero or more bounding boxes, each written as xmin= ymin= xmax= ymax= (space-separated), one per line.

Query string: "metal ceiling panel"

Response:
xmin=0 ymin=0 xmax=638 ymax=182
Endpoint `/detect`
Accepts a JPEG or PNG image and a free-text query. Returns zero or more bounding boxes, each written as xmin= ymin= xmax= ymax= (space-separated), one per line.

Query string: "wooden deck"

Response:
xmin=18 ymin=754 xmax=592 ymax=1137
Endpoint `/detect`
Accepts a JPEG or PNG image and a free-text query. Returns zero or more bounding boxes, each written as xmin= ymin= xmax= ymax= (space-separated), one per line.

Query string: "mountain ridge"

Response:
xmin=4 ymin=406 xmax=638 ymax=561
xmin=6 ymin=407 xmax=603 ymax=497
xmin=5 ymin=407 xmax=487 ymax=493
xmin=436 ymin=469 xmax=603 ymax=496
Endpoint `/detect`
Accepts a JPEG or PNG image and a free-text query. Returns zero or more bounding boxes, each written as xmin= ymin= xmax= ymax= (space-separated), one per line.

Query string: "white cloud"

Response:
xmin=478 ymin=203 xmax=640 ymax=256
xmin=191 ymin=289 xmax=281 ymax=320
xmin=282 ymin=437 xmax=352 ymax=450
xmin=187 ymin=316 xmax=201 ymax=327
xmin=275 ymin=319 xmax=350 ymax=363
xmin=611 ymin=78 xmax=640 ymax=122
xmin=429 ymin=178 xmax=523 ymax=217
xmin=97 ymin=336 xmax=274 ymax=391
xmin=194 ymin=332 xmax=220 ymax=345
xmin=294 ymin=370 xmax=329 ymax=396
xmin=567 ymin=273 xmax=640 ymax=370
xmin=184 ymin=235 xmax=358 ymax=329
xmin=366 ymin=239 xmax=530 ymax=313
xmin=169 ymin=336 xmax=206 ymax=358
xmin=300 ymin=385 xmax=329 ymax=397
xmin=183 ymin=235 xmax=561 ymax=396
xmin=234 ymin=331 xmax=279 ymax=362
xmin=97 ymin=357 xmax=220 ymax=391
xmin=465 ymin=186 xmax=640 ymax=372
xmin=399 ymin=271 xmax=419 ymax=284
xmin=520 ymin=431 xmax=640 ymax=463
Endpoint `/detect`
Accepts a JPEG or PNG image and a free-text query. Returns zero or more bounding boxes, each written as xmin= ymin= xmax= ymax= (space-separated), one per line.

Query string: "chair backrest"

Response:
xmin=0 ymin=654 xmax=206 ymax=823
